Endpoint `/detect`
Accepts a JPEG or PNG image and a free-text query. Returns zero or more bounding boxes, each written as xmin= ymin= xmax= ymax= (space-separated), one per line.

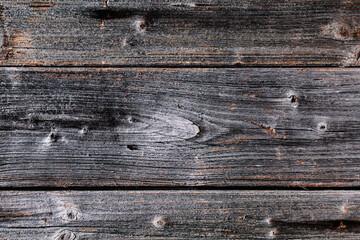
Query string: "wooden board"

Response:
xmin=1 ymin=190 xmax=360 ymax=239
xmin=1 ymin=67 xmax=360 ymax=187
xmin=0 ymin=0 xmax=359 ymax=67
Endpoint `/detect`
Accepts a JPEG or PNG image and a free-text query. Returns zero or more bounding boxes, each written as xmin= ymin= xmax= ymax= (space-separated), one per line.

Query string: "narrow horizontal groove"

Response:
xmin=1 ymin=64 xmax=358 ymax=69
xmin=1 ymin=186 xmax=360 ymax=191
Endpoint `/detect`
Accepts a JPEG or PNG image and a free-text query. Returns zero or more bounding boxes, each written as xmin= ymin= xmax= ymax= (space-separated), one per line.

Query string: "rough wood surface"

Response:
xmin=1 ymin=190 xmax=360 ymax=239
xmin=1 ymin=67 xmax=360 ymax=187
xmin=0 ymin=0 xmax=359 ymax=66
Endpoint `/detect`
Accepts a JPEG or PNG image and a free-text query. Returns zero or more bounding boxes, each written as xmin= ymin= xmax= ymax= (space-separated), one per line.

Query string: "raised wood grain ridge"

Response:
xmin=1 ymin=190 xmax=360 ymax=239
xmin=1 ymin=67 xmax=360 ymax=187
xmin=0 ymin=0 xmax=359 ymax=66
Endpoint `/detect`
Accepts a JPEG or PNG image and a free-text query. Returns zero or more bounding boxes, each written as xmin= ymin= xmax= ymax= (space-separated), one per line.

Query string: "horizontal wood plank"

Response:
xmin=1 ymin=190 xmax=360 ymax=239
xmin=1 ymin=67 xmax=360 ymax=187
xmin=0 ymin=0 xmax=359 ymax=66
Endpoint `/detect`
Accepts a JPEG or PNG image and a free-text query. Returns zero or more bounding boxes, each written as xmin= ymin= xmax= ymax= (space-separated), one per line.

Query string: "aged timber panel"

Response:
xmin=1 ymin=67 xmax=360 ymax=187
xmin=0 ymin=0 xmax=359 ymax=66
xmin=1 ymin=191 xmax=360 ymax=239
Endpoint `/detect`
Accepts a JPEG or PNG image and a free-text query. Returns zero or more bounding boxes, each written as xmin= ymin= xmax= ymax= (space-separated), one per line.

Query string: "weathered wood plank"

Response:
xmin=1 ymin=190 xmax=360 ymax=239
xmin=1 ymin=67 xmax=360 ymax=187
xmin=0 ymin=0 xmax=359 ymax=66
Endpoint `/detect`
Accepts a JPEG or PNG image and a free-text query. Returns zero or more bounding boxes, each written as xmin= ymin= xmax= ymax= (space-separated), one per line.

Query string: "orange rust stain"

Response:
xmin=47 ymin=74 xmax=63 ymax=78
xmin=280 ymin=132 xmax=286 ymax=139
xmin=212 ymin=148 xmax=241 ymax=153
xmin=337 ymin=221 xmax=347 ymax=229
xmin=315 ymin=68 xmax=348 ymax=72
xmin=99 ymin=20 xmax=105 ymax=29
xmin=217 ymin=137 xmax=254 ymax=145
xmin=2 ymin=31 xmax=32 ymax=61
xmin=298 ymin=161 xmax=305 ymax=164
xmin=116 ymin=76 xmax=122 ymax=88
xmin=275 ymin=152 xmax=281 ymax=156
xmin=9 ymin=74 xmax=20 ymax=78
xmin=233 ymin=60 xmax=246 ymax=65
xmin=242 ymin=93 xmax=257 ymax=98
xmin=82 ymin=228 xmax=97 ymax=232
xmin=237 ymin=215 xmax=248 ymax=222
xmin=247 ymin=120 xmax=286 ymax=139
xmin=247 ymin=120 xmax=275 ymax=136
xmin=299 ymin=69 xmax=308 ymax=72
xmin=29 ymin=1 xmax=54 ymax=8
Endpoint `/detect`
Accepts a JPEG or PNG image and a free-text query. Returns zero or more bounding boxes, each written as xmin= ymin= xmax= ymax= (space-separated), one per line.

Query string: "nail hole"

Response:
xmin=28 ymin=116 xmax=38 ymax=125
xmin=127 ymin=145 xmax=139 ymax=150
xmin=139 ymin=22 xmax=146 ymax=30
xmin=269 ymin=229 xmax=277 ymax=238
xmin=127 ymin=116 xmax=138 ymax=123
xmin=49 ymin=132 xmax=59 ymax=142
xmin=153 ymin=216 xmax=166 ymax=228
xmin=290 ymin=95 xmax=298 ymax=103
xmin=135 ymin=20 xmax=146 ymax=33
xmin=67 ymin=211 xmax=74 ymax=220
xmin=238 ymin=215 xmax=248 ymax=222
xmin=79 ymin=126 xmax=89 ymax=135
xmin=319 ymin=125 xmax=326 ymax=130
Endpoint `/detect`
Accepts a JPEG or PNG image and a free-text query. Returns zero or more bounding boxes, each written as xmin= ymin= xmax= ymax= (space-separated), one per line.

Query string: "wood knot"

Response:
xmin=335 ymin=25 xmax=351 ymax=39
xmin=330 ymin=22 xmax=358 ymax=40
xmin=61 ymin=208 xmax=82 ymax=221
xmin=53 ymin=230 xmax=76 ymax=240
xmin=355 ymin=47 xmax=360 ymax=61
xmin=153 ymin=216 xmax=166 ymax=228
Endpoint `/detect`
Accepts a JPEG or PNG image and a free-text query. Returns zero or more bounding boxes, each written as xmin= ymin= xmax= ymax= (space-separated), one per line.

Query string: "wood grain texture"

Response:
xmin=0 ymin=0 xmax=359 ymax=66
xmin=1 ymin=67 xmax=360 ymax=187
xmin=1 ymin=190 xmax=360 ymax=239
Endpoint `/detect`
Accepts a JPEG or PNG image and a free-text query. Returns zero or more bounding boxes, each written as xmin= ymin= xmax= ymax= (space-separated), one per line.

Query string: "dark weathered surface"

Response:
xmin=1 ymin=190 xmax=360 ymax=239
xmin=1 ymin=67 xmax=360 ymax=187
xmin=0 ymin=0 xmax=359 ymax=66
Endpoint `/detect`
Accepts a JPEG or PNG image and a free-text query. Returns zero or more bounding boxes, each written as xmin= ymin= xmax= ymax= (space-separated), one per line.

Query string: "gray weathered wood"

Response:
xmin=0 ymin=0 xmax=359 ymax=66
xmin=1 ymin=190 xmax=360 ymax=239
xmin=1 ymin=67 xmax=360 ymax=187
